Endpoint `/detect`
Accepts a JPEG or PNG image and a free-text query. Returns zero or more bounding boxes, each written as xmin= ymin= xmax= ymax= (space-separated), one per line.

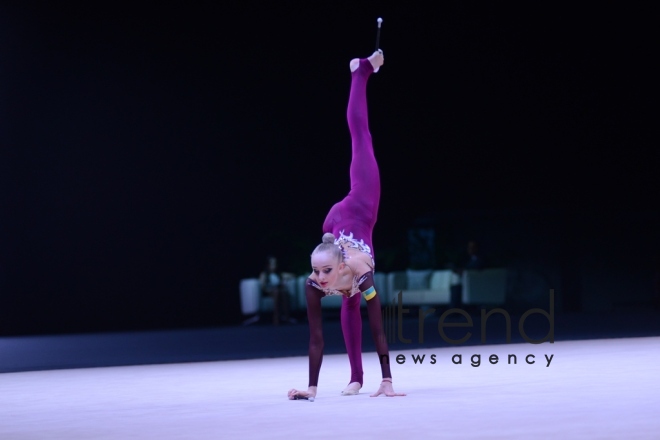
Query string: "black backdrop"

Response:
xmin=1 ymin=2 xmax=656 ymax=335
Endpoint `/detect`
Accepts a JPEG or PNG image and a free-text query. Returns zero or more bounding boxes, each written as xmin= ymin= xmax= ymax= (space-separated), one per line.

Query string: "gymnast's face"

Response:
xmin=311 ymin=251 xmax=343 ymax=289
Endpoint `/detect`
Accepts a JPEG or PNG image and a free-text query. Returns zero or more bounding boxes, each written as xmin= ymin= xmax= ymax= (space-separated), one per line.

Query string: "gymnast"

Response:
xmin=288 ymin=49 xmax=405 ymax=400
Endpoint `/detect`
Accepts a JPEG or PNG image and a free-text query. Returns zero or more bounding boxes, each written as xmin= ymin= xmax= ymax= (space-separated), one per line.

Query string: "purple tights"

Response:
xmin=306 ymin=58 xmax=391 ymax=387
xmin=322 ymin=58 xmax=380 ymax=251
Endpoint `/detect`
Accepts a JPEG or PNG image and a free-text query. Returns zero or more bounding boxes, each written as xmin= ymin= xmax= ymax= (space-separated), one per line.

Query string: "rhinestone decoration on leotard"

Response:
xmin=335 ymin=230 xmax=372 ymax=257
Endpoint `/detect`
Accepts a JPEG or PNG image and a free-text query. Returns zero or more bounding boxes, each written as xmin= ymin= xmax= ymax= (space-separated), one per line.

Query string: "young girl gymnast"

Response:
xmin=288 ymin=48 xmax=405 ymax=401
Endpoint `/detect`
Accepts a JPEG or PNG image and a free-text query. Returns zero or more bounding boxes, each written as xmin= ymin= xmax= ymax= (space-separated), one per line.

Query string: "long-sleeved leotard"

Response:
xmin=306 ymin=58 xmax=391 ymax=388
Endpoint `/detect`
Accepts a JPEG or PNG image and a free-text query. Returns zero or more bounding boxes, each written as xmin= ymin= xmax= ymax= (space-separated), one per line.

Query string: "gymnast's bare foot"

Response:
xmin=350 ymin=50 xmax=384 ymax=73
xmin=288 ymin=386 xmax=317 ymax=400
xmin=370 ymin=379 xmax=406 ymax=397
xmin=341 ymin=381 xmax=362 ymax=396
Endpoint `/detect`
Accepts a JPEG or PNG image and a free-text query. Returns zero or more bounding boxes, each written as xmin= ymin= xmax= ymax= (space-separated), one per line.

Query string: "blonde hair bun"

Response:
xmin=312 ymin=233 xmax=343 ymax=262
xmin=322 ymin=233 xmax=336 ymax=244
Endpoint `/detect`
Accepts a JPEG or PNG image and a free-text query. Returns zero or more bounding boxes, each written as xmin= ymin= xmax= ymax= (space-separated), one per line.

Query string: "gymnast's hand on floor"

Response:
xmin=370 ymin=379 xmax=406 ymax=397
xmin=288 ymin=386 xmax=317 ymax=400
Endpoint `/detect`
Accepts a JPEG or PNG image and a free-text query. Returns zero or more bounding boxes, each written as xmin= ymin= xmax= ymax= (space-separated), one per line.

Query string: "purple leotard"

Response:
xmin=305 ymin=58 xmax=391 ymax=388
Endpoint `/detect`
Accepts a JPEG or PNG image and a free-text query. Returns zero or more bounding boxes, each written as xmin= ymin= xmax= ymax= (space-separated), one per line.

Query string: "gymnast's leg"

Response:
xmin=325 ymin=51 xmax=383 ymax=229
xmin=359 ymin=273 xmax=390 ymax=377
xmin=340 ymin=293 xmax=363 ymax=394
xmin=339 ymin=51 xmax=384 ymax=395
xmin=361 ymin=272 xmax=406 ymax=397
xmin=345 ymin=51 xmax=383 ymax=221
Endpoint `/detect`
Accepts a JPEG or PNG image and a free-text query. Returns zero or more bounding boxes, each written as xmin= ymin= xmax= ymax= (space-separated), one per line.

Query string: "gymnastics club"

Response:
xmin=375 ymin=17 xmax=383 ymax=51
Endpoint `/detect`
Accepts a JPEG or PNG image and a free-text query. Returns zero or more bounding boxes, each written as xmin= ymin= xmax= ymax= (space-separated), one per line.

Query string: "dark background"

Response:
xmin=1 ymin=2 xmax=656 ymax=335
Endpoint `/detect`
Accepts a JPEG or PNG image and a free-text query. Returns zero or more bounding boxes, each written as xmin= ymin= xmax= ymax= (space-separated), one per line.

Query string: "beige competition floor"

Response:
xmin=1 ymin=337 xmax=659 ymax=439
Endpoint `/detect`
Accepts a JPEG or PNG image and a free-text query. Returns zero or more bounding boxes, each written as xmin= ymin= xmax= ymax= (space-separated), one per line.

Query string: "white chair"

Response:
xmin=373 ymin=271 xmax=388 ymax=303
xmin=239 ymin=276 xmax=297 ymax=317
xmin=462 ymin=268 xmax=508 ymax=305
xmin=239 ymin=278 xmax=261 ymax=315
xmin=385 ymin=270 xmax=452 ymax=306
xmin=386 ymin=272 xmax=407 ymax=305
xmin=296 ymin=275 xmax=310 ymax=312
xmin=260 ymin=276 xmax=297 ymax=312
xmin=428 ymin=270 xmax=452 ymax=304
